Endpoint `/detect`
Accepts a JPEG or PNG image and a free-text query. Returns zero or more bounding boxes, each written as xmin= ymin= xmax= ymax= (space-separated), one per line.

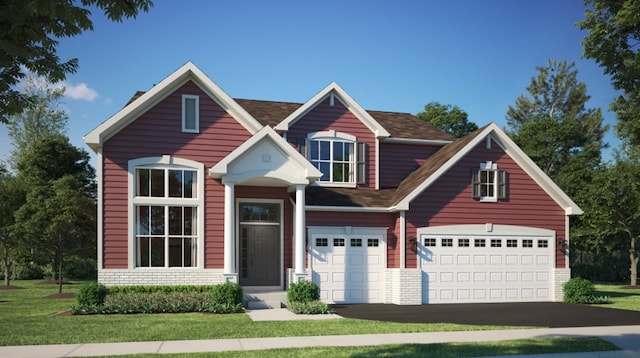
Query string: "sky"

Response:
xmin=0 ymin=0 xmax=621 ymax=165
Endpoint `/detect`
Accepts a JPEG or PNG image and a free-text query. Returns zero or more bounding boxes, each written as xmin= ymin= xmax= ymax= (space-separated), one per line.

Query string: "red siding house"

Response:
xmin=84 ymin=62 xmax=582 ymax=305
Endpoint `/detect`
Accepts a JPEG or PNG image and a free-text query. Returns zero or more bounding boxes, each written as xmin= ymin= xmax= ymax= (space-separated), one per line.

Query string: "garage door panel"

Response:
xmin=420 ymin=230 xmax=554 ymax=304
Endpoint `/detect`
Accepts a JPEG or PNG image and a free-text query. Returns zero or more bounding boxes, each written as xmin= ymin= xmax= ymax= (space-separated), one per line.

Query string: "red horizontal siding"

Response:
xmin=379 ymin=142 xmax=439 ymax=188
xmin=102 ymin=81 xmax=252 ymax=269
xmin=405 ymin=139 xmax=567 ymax=269
xmin=287 ymin=98 xmax=377 ymax=189
xmin=307 ymin=211 xmax=398 ymax=269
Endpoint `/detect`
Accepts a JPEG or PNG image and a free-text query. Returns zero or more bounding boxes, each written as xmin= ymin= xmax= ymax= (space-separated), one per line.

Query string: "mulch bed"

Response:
xmin=331 ymin=302 xmax=640 ymax=328
xmin=0 ymin=285 xmax=25 ymax=290
xmin=44 ymin=292 xmax=76 ymax=299
xmin=36 ymin=280 xmax=73 ymax=285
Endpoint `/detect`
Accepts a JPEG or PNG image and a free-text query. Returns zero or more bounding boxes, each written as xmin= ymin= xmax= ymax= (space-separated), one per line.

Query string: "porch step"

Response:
xmin=243 ymin=291 xmax=287 ymax=310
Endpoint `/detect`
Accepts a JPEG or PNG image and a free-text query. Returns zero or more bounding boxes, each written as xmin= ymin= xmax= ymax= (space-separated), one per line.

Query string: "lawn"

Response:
xmin=0 ymin=279 xmax=636 ymax=356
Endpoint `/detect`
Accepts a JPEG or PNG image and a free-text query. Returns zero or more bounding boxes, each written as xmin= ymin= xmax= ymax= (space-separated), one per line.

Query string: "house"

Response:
xmin=84 ymin=62 xmax=582 ymax=305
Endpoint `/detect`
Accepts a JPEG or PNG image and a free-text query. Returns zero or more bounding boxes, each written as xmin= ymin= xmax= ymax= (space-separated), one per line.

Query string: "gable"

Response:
xmin=84 ymin=62 xmax=263 ymax=152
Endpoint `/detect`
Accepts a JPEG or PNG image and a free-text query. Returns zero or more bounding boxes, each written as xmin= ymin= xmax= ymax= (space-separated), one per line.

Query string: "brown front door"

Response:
xmin=239 ymin=224 xmax=280 ymax=286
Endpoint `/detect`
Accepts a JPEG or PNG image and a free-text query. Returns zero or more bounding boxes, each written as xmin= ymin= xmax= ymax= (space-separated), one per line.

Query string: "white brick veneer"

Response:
xmin=385 ymin=268 xmax=422 ymax=305
xmin=98 ymin=269 xmax=226 ymax=286
xmin=552 ymin=268 xmax=571 ymax=302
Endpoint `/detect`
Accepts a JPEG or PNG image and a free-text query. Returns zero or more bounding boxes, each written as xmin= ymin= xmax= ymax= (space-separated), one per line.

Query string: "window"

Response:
xmin=474 ymin=239 xmax=486 ymax=247
xmin=182 ymin=95 xmax=199 ymax=133
xmin=367 ymin=238 xmax=379 ymax=247
xmin=472 ymin=161 xmax=506 ymax=202
xmin=131 ymin=157 xmax=203 ymax=269
xmin=538 ymin=240 xmax=549 ymax=248
xmin=442 ymin=238 xmax=453 ymax=247
xmin=423 ymin=238 xmax=436 ymax=247
xmin=491 ymin=239 xmax=502 ymax=247
xmin=334 ymin=238 xmax=345 ymax=247
xmin=507 ymin=239 xmax=518 ymax=248
xmin=301 ymin=131 xmax=365 ymax=185
xmin=351 ymin=238 xmax=363 ymax=247
xmin=458 ymin=238 xmax=470 ymax=247
xmin=316 ymin=238 xmax=328 ymax=247
xmin=522 ymin=239 xmax=533 ymax=248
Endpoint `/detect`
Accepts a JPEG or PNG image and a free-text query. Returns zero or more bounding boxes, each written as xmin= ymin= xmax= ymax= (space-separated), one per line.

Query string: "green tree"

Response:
xmin=416 ymin=102 xmax=478 ymax=138
xmin=505 ymin=60 xmax=608 ymax=197
xmin=0 ymin=165 xmax=26 ymax=286
xmin=15 ymin=175 xmax=96 ymax=293
xmin=578 ymin=0 xmax=640 ymax=148
xmin=0 ymin=0 xmax=153 ymax=123
xmin=7 ymin=77 xmax=68 ymax=163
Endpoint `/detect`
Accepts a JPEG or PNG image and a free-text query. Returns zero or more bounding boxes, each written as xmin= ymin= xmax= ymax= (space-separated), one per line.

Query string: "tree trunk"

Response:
xmin=2 ymin=244 xmax=10 ymax=286
xmin=58 ymin=234 xmax=63 ymax=294
xmin=630 ymin=235 xmax=638 ymax=286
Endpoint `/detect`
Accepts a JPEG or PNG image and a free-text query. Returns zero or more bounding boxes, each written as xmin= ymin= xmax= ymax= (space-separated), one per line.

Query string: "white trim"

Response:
xmin=127 ymin=156 xmax=205 ymax=269
xmin=375 ymin=138 xmax=380 ymax=190
xmin=96 ymin=148 xmax=104 ymax=271
xmin=382 ymin=137 xmax=453 ymax=145
xmin=399 ymin=211 xmax=406 ymax=269
xmin=274 ymin=82 xmax=391 ymax=139
xmin=417 ymin=224 xmax=556 ymax=237
xmin=181 ymin=94 xmax=199 ymax=133
xmin=306 ymin=205 xmax=392 ymax=213
xmin=307 ymin=130 xmax=356 ymax=141
xmin=84 ymin=62 xmax=263 ymax=152
xmin=236 ymin=198 xmax=285 ymax=289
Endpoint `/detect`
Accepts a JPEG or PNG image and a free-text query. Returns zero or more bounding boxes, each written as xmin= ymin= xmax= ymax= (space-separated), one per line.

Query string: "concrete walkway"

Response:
xmin=1 ymin=310 xmax=639 ymax=357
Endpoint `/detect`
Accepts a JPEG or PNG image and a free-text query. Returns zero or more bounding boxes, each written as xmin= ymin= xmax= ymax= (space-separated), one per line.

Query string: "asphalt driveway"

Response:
xmin=331 ymin=302 xmax=640 ymax=328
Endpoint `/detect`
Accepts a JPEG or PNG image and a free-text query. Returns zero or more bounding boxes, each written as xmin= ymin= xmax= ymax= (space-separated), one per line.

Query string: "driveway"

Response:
xmin=331 ymin=302 xmax=640 ymax=328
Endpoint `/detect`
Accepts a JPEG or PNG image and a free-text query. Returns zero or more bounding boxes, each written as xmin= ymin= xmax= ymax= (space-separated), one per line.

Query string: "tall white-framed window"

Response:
xmin=182 ymin=94 xmax=199 ymax=133
xmin=300 ymin=131 xmax=366 ymax=186
xmin=471 ymin=161 xmax=506 ymax=202
xmin=129 ymin=156 xmax=204 ymax=268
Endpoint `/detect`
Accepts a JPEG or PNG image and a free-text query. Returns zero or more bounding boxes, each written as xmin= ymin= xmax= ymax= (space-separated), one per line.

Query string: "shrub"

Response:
xmin=563 ymin=277 xmax=597 ymax=304
xmin=10 ymin=262 xmax=44 ymax=280
xmin=287 ymin=300 xmax=332 ymax=314
xmin=212 ymin=281 xmax=243 ymax=306
xmin=77 ymin=282 xmax=108 ymax=306
xmin=64 ymin=257 xmax=97 ymax=279
xmin=287 ymin=280 xmax=319 ymax=303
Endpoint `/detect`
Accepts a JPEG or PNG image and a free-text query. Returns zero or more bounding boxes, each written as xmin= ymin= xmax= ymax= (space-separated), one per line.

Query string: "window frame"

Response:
xmin=472 ymin=161 xmax=506 ymax=202
xmin=301 ymin=131 xmax=366 ymax=187
xmin=128 ymin=156 xmax=205 ymax=269
xmin=182 ymin=94 xmax=200 ymax=133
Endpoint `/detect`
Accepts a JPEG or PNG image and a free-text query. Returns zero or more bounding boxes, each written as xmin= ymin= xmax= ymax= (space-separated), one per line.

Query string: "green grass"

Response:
xmin=593 ymin=282 xmax=640 ymax=311
xmin=0 ymin=280 xmax=524 ymax=346
xmin=90 ymin=337 xmax=619 ymax=358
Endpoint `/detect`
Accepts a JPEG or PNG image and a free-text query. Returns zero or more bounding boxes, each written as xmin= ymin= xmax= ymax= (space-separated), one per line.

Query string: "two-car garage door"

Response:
xmin=419 ymin=224 xmax=555 ymax=304
xmin=308 ymin=226 xmax=386 ymax=304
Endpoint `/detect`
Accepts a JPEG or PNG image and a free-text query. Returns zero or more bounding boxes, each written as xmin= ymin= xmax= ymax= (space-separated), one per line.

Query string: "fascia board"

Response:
xmin=84 ymin=62 xmax=262 ymax=152
xmin=275 ymin=82 xmax=391 ymax=139
xmin=305 ymin=205 xmax=392 ymax=213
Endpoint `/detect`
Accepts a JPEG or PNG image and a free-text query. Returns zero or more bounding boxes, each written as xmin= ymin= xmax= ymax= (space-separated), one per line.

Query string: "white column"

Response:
xmin=294 ymin=184 xmax=306 ymax=275
xmin=399 ymin=210 xmax=406 ymax=269
xmin=223 ymin=182 xmax=235 ymax=274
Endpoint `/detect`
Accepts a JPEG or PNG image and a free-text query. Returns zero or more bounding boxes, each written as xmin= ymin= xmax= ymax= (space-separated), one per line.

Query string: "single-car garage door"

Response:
xmin=418 ymin=224 xmax=555 ymax=304
xmin=308 ymin=226 xmax=386 ymax=304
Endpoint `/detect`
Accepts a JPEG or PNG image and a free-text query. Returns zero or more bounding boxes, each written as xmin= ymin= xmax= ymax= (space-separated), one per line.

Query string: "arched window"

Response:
xmin=301 ymin=131 xmax=366 ymax=186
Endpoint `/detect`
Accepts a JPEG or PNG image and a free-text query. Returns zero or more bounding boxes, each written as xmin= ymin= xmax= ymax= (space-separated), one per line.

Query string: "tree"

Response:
xmin=0 ymin=165 xmax=25 ymax=286
xmin=15 ymin=175 xmax=96 ymax=293
xmin=416 ymin=102 xmax=478 ymax=138
xmin=505 ymin=60 xmax=608 ymax=197
xmin=0 ymin=0 xmax=153 ymax=123
xmin=578 ymin=0 xmax=640 ymax=148
xmin=7 ymin=77 xmax=68 ymax=163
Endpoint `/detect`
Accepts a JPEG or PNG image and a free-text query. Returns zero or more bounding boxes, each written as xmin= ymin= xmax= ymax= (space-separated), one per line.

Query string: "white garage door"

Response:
xmin=308 ymin=226 xmax=386 ymax=304
xmin=418 ymin=225 xmax=554 ymax=304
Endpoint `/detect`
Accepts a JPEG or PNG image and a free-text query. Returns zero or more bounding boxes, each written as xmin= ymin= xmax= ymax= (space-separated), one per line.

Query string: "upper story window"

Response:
xmin=471 ymin=161 xmax=506 ymax=202
xmin=302 ymin=131 xmax=365 ymax=186
xmin=182 ymin=94 xmax=199 ymax=133
xmin=130 ymin=157 xmax=204 ymax=269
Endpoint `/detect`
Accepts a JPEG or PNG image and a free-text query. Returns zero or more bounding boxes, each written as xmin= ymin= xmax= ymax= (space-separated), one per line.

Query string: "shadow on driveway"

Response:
xmin=331 ymin=302 xmax=640 ymax=328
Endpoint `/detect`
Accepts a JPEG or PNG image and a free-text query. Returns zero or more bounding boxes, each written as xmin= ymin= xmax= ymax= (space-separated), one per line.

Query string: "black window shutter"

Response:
xmin=497 ymin=170 xmax=507 ymax=199
xmin=471 ymin=168 xmax=481 ymax=199
xmin=356 ymin=142 xmax=366 ymax=184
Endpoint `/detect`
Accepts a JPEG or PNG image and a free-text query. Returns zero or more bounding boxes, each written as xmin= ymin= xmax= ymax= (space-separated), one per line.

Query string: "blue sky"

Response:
xmin=0 ymin=0 xmax=620 ymax=164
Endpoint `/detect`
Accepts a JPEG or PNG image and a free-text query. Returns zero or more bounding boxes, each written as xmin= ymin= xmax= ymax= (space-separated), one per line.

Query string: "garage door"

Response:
xmin=308 ymin=227 xmax=386 ymax=304
xmin=418 ymin=225 xmax=554 ymax=304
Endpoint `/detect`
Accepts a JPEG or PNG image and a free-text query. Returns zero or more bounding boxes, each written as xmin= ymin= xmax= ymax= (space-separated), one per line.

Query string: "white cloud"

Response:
xmin=63 ymin=82 xmax=98 ymax=102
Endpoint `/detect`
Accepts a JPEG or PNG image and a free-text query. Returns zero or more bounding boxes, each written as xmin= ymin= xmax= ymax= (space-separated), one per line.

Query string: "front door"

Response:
xmin=238 ymin=202 xmax=281 ymax=287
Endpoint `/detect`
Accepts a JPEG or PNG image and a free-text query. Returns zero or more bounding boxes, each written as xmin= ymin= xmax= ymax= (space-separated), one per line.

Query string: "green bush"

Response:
xmin=77 ymin=282 xmax=108 ymax=306
xmin=211 ymin=281 xmax=243 ymax=306
xmin=10 ymin=262 xmax=44 ymax=280
xmin=563 ymin=277 xmax=597 ymax=304
xmin=287 ymin=300 xmax=332 ymax=314
xmin=287 ymin=280 xmax=319 ymax=303
xmin=64 ymin=257 xmax=97 ymax=279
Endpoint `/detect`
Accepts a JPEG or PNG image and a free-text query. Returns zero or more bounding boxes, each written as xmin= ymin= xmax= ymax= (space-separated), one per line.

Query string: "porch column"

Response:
xmin=223 ymin=182 xmax=235 ymax=275
xmin=294 ymin=184 xmax=306 ymax=275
